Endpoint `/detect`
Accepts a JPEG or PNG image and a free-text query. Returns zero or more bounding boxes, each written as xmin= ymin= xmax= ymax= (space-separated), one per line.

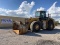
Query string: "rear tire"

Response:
xmin=47 ymin=20 xmax=54 ymax=31
xmin=30 ymin=21 xmax=41 ymax=32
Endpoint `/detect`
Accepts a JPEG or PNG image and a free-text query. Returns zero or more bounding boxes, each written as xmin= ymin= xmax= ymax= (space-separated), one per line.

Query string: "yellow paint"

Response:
xmin=27 ymin=17 xmax=39 ymax=29
xmin=13 ymin=30 xmax=20 ymax=34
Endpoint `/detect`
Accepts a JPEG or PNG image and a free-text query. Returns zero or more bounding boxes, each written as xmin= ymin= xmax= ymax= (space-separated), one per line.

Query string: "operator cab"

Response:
xmin=35 ymin=11 xmax=48 ymax=20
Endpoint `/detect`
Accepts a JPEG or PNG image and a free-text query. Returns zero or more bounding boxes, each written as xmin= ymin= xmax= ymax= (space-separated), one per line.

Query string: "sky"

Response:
xmin=0 ymin=0 xmax=60 ymax=22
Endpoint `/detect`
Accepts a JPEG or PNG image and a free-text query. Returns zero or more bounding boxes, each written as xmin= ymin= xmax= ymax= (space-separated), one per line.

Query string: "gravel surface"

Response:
xmin=0 ymin=26 xmax=60 ymax=45
xmin=36 ymin=40 xmax=60 ymax=45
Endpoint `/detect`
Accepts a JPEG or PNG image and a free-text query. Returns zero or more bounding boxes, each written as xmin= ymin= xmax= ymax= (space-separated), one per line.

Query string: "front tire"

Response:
xmin=30 ymin=21 xmax=41 ymax=32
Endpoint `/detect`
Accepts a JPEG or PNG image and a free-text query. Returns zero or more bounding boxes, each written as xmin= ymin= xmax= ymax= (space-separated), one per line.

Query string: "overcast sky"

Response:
xmin=0 ymin=0 xmax=60 ymax=22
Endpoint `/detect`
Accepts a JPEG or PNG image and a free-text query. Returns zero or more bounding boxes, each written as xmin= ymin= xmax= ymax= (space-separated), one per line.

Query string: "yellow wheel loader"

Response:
xmin=13 ymin=11 xmax=55 ymax=34
xmin=26 ymin=11 xmax=55 ymax=32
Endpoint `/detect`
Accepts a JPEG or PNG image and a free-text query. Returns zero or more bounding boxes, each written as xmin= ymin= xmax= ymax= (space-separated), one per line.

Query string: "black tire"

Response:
xmin=47 ymin=20 xmax=54 ymax=30
xmin=30 ymin=21 xmax=41 ymax=32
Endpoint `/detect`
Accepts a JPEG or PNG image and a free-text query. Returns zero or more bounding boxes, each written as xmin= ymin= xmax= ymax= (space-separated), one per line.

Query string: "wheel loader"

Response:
xmin=13 ymin=11 xmax=55 ymax=34
xmin=26 ymin=11 xmax=55 ymax=32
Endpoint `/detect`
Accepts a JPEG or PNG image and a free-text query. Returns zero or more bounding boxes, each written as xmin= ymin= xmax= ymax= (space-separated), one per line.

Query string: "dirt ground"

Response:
xmin=0 ymin=25 xmax=60 ymax=45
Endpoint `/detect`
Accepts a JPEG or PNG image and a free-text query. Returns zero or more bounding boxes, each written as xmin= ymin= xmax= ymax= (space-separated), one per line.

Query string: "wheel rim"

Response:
xmin=51 ymin=24 xmax=53 ymax=29
xmin=35 ymin=24 xmax=39 ymax=30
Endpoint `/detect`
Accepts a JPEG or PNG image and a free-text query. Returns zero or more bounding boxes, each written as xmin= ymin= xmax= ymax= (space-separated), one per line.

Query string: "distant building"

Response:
xmin=0 ymin=15 xmax=26 ymax=28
